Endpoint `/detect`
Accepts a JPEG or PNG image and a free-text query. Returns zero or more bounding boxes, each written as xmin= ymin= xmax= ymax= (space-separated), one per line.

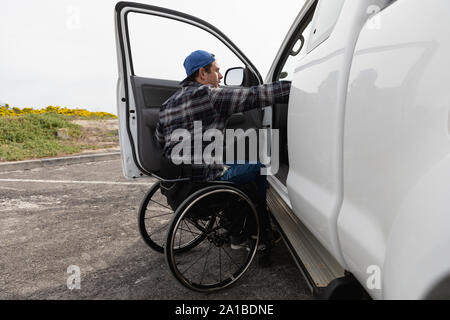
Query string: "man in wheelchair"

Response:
xmin=156 ymin=50 xmax=291 ymax=262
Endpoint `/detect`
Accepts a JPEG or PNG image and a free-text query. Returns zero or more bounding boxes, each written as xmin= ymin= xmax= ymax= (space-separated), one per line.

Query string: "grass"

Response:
xmin=0 ymin=113 xmax=110 ymax=161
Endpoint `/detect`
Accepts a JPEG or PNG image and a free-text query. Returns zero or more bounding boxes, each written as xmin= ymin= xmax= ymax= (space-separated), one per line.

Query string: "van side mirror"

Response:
xmin=224 ymin=67 xmax=245 ymax=86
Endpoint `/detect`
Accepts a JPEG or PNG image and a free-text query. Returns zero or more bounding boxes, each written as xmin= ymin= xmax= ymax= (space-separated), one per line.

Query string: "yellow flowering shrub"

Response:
xmin=0 ymin=105 xmax=117 ymax=119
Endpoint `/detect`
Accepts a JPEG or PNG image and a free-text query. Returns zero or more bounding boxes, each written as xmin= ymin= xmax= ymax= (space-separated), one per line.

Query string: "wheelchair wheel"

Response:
xmin=138 ymin=182 xmax=211 ymax=253
xmin=165 ymin=185 xmax=260 ymax=293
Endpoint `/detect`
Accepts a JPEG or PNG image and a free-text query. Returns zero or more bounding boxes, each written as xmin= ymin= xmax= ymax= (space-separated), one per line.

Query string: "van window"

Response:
xmin=127 ymin=12 xmax=244 ymax=81
xmin=307 ymin=0 xmax=345 ymax=53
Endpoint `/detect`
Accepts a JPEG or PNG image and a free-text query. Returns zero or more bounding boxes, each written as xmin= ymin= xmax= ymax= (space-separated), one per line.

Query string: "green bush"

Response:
xmin=0 ymin=113 xmax=83 ymax=161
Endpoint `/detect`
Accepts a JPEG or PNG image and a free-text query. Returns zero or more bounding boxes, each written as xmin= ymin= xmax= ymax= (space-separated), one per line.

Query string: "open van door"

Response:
xmin=114 ymin=2 xmax=263 ymax=179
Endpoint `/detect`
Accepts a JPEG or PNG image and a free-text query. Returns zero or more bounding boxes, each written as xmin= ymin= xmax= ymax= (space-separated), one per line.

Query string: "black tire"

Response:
xmin=138 ymin=182 xmax=211 ymax=254
xmin=165 ymin=185 xmax=259 ymax=293
xmin=138 ymin=182 xmax=172 ymax=253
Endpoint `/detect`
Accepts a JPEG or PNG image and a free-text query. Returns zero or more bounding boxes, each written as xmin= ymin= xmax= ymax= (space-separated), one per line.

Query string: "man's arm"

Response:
xmin=208 ymin=81 xmax=291 ymax=118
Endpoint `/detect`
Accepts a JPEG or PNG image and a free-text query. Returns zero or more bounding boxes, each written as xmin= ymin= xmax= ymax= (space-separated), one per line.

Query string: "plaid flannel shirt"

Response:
xmin=156 ymin=80 xmax=291 ymax=181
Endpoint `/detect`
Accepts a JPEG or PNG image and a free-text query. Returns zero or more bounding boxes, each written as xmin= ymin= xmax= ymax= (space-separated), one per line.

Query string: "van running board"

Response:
xmin=267 ymin=187 xmax=357 ymax=298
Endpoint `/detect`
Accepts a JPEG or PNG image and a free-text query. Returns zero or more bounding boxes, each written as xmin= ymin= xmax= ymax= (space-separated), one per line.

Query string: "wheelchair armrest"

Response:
xmin=206 ymin=180 xmax=237 ymax=186
xmin=151 ymin=172 xmax=190 ymax=183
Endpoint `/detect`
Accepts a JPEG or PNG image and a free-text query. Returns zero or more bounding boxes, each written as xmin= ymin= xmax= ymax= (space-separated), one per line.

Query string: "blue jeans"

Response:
xmin=217 ymin=163 xmax=267 ymax=203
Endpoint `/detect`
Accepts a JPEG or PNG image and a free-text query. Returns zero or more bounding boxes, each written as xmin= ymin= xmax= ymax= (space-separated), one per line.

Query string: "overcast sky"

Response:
xmin=0 ymin=0 xmax=305 ymax=115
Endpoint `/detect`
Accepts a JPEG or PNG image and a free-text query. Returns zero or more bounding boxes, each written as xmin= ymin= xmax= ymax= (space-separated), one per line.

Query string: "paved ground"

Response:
xmin=0 ymin=159 xmax=312 ymax=300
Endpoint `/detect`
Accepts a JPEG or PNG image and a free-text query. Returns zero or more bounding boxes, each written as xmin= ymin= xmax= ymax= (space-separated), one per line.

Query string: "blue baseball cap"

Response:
xmin=181 ymin=50 xmax=215 ymax=83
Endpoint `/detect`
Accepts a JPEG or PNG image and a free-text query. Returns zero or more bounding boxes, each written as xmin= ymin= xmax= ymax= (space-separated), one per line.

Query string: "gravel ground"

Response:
xmin=0 ymin=159 xmax=312 ymax=300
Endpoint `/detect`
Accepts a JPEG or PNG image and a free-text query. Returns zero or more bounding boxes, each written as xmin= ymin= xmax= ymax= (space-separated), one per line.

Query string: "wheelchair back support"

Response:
xmin=159 ymin=157 xmax=203 ymax=210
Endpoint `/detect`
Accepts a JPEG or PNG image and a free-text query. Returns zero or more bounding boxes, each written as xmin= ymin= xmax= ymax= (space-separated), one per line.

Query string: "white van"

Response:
xmin=115 ymin=0 xmax=450 ymax=299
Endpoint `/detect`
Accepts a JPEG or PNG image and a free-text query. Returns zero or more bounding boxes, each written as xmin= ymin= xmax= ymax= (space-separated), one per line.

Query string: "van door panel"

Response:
xmin=130 ymin=77 xmax=180 ymax=172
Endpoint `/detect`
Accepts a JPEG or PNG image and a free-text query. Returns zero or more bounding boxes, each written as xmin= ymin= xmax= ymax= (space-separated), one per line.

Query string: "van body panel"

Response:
xmin=339 ymin=0 xmax=450 ymax=299
xmin=286 ymin=0 xmax=391 ymax=269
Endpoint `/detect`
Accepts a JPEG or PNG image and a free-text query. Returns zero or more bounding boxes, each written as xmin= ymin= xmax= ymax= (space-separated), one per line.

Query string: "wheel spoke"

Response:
xmin=185 ymin=218 xmax=206 ymax=233
xmin=178 ymin=226 xmax=201 ymax=237
xmin=199 ymin=243 xmax=212 ymax=285
xmin=144 ymin=212 xmax=172 ymax=220
xmin=221 ymin=246 xmax=242 ymax=269
xmin=203 ymin=222 xmax=231 ymax=236
xmin=183 ymin=219 xmax=201 ymax=237
xmin=180 ymin=241 xmax=214 ymax=275
xmin=178 ymin=221 xmax=184 ymax=248
xmin=148 ymin=222 xmax=169 ymax=237
xmin=149 ymin=199 xmax=172 ymax=210
xmin=219 ymin=246 xmax=222 ymax=283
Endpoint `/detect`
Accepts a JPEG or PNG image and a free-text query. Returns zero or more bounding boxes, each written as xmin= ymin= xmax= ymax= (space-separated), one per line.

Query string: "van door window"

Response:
xmin=127 ymin=12 xmax=244 ymax=81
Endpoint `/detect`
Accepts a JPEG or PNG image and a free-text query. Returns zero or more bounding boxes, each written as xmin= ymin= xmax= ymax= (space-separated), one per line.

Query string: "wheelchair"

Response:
xmin=137 ymin=159 xmax=263 ymax=293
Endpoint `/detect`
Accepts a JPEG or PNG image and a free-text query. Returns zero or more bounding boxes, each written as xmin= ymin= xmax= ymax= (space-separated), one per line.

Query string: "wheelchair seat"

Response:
xmin=157 ymin=156 xmax=238 ymax=211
